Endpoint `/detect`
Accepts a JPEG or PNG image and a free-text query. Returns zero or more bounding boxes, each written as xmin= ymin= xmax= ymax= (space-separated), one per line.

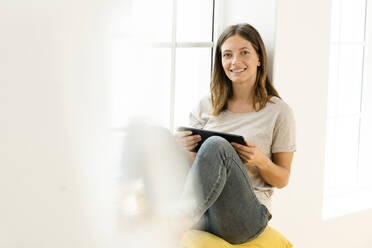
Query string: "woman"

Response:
xmin=176 ymin=23 xmax=296 ymax=244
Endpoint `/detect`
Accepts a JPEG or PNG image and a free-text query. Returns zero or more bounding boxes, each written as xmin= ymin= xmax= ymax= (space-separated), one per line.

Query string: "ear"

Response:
xmin=257 ymin=60 xmax=261 ymax=66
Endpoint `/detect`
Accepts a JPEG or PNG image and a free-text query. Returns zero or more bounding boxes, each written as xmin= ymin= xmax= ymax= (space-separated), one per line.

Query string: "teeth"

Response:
xmin=231 ymin=68 xmax=245 ymax=72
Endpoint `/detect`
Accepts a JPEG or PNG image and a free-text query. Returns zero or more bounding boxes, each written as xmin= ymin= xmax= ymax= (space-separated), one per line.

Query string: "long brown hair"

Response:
xmin=211 ymin=23 xmax=279 ymax=116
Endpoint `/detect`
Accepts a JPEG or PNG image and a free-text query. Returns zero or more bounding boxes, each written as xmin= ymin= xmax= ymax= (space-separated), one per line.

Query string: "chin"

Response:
xmin=231 ymin=79 xmax=248 ymax=84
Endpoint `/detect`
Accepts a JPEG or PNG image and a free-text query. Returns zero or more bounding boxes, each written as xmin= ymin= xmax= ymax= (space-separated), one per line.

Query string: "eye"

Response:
xmin=241 ymin=50 xmax=250 ymax=55
xmin=222 ymin=53 xmax=232 ymax=58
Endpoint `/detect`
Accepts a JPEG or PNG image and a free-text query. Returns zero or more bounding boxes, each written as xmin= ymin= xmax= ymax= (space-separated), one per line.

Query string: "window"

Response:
xmin=109 ymin=0 xmax=217 ymax=224
xmin=323 ymin=0 xmax=372 ymax=219
xmin=109 ymin=0 xmax=216 ymax=131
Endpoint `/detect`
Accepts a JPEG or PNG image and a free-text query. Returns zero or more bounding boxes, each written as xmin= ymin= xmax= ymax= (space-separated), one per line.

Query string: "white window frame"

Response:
xmin=167 ymin=0 xmax=216 ymax=131
xmin=111 ymin=0 xmax=218 ymax=132
xmin=323 ymin=0 xmax=372 ymax=219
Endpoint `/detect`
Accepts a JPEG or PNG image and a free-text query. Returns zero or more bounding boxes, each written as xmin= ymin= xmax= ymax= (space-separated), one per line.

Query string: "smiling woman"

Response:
xmin=113 ymin=1 xmax=294 ymax=247
xmin=221 ymin=35 xmax=260 ymax=86
xmin=210 ymin=24 xmax=279 ymax=116
xmin=175 ymin=23 xmax=296 ymax=244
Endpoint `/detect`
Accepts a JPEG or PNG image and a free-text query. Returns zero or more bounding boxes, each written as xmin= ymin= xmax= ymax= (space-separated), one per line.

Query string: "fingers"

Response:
xmin=231 ymin=142 xmax=254 ymax=164
xmin=175 ymin=130 xmax=192 ymax=138
xmin=183 ymin=134 xmax=201 ymax=146
xmin=232 ymin=143 xmax=251 ymax=158
xmin=231 ymin=142 xmax=253 ymax=152
xmin=175 ymin=131 xmax=201 ymax=151
xmin=236 ymin=150 xmax=251 ymax=164
xmin=244 ymin=140 xmax=256 ymax=147
xmin=185 ymin=141 xmax=198 ymax=151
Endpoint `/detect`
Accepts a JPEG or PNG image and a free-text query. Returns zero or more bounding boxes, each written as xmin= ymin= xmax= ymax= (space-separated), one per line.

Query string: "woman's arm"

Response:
xmin=256 ymin=152 xmax=293 ymax=188
xmin=231 ymin=141 xmax=294 ymax=188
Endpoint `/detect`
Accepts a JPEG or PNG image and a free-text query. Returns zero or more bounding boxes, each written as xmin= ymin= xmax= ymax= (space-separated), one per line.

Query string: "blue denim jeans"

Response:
xmin=183 ymin=136 xmax=268 ymax=244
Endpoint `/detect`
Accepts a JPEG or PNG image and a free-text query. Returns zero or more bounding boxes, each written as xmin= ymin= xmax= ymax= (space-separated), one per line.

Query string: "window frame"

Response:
xmin=323 ymin=0 xmax=371 ymax=219
xmin=111 ymin=0 xmax=217 ymax=132
xmin=168 ymin=0 xmax=216 ymax=131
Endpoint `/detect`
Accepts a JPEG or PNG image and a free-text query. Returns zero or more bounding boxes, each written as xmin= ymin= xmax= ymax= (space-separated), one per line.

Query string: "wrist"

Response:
xmin=257 ymin=156 xmax=272 ymax=171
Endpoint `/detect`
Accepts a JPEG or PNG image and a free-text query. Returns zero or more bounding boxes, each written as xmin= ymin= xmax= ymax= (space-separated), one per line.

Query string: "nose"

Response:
xmin=231 ymin=54 xmax=240 ymax=65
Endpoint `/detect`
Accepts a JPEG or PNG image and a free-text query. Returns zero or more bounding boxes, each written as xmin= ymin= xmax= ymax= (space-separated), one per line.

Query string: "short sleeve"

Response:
xmin=272 ymin=106 xmax=296 ymax=153
xmin=189 ymin=96 xmax=211 ymax=129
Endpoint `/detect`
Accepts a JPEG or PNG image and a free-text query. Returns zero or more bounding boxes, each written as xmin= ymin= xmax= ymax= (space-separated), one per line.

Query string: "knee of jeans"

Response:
xmin=200 ymin=136 xmax=232 ymax=154
xmin=224 ymin=234 xmax=251 ymax=245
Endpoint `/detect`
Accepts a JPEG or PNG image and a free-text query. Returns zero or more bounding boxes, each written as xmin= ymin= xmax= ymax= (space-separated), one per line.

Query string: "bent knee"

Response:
xmin=200 ymin=136 xmax=231 ymax=153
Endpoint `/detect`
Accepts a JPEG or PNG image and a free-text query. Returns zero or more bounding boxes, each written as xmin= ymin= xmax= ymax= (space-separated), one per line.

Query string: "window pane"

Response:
xmin=327 ymin=45 xmax=339 ymax=117
xmin=340 ymin=0 xmax=366 ymax=42
xmin=359 ymin=116 xmax=372 ymax=187
xmin=336 ymin=44 xmax=363 ymax=115
xmin=330 ymin=0 xmax=341 ymax=43
xmin=174 ymin=48 xmax=212 ymax=127
xmin=324 ymin=117 xmax=360 ymax=196
xmin=361 ymin=40 xmax=372 ymax=118
xmin=176 ymin=0 xmax=213 ymax=42
xmin=110 ymin=41 xmax=171 ymax=128
xmin=132 ymin=0 xmax=173 ymax=42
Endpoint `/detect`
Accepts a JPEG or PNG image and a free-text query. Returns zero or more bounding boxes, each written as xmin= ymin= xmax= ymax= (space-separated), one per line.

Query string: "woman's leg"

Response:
xmin=182 ymin=136 xmax=268 ymax=244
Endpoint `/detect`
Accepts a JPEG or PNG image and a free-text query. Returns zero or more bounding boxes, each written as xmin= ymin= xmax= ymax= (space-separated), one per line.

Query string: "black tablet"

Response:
xmin=177 ymin=126 xmax=246 ymax=152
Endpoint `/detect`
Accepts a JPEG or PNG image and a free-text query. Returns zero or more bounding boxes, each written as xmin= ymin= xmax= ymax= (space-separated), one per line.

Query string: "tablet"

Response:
xmin=177 ymin=126 xmax=246 ymax=152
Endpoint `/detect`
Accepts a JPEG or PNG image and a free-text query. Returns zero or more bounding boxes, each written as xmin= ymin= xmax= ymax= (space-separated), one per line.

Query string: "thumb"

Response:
xmin=244 ymin=140 xmax=256 ymax=147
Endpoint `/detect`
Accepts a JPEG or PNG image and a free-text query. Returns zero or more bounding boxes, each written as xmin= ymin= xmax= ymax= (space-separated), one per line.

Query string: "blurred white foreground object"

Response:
xmin=119 ymin=119 xmax=195 ymax=247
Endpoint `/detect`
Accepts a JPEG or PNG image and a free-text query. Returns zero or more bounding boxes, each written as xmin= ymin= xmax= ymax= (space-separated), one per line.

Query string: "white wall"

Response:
xmin=217 ymin=0 xmax=277 ymax=78
xmin=0 ymin=1 xmax=119 ymax=247
xmin=223 ymin=0 xmax=372 ymax=247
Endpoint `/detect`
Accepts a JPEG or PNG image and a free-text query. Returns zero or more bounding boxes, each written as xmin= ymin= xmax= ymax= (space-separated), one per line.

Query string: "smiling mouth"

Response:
xmin=230 ymin=68 xmax=247 ymax=73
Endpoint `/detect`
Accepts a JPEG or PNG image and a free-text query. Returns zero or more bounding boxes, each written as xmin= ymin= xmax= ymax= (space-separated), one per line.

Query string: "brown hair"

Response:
xmin=211 ymin=23 xmax=279 ymax=116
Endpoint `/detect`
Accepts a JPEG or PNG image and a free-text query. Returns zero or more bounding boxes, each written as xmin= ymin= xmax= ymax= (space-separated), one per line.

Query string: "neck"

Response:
xmin=231 ymin=81 xmax=254 ymax=104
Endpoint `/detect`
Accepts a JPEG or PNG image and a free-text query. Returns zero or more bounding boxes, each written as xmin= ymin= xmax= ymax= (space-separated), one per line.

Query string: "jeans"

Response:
xmin=183 ymin=136 xmax=268 ymax=244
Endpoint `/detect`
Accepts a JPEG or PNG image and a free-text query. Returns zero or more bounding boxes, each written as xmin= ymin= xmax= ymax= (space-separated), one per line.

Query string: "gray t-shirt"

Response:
xmin=189 ymin=95 xmax=296 ymax=213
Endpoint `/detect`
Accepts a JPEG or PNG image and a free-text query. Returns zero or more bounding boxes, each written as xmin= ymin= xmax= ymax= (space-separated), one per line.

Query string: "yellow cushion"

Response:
xmin=180 ymin=226 xmax=293 ymax=248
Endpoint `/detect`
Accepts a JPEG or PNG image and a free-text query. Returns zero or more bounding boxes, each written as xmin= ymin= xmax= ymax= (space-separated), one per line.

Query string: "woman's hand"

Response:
xmin=175 ymin=131 xmax=201 ymax=165
xmin=175 ymin=131 xmax=201 ymax=152
xmin=232 ymin=140 xmax=294 ymax=188
xmin=231 ymin=140 xmax=269 ymax=169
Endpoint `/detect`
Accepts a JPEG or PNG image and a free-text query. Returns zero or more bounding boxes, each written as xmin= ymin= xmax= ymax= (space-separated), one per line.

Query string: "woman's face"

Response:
xmin=220 ymin=34 xmax=260 ymax=85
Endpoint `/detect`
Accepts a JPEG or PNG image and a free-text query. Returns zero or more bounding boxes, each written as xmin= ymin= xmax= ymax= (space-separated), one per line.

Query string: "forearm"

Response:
xmin=256 ymin=157 xmax=290 ymax=188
